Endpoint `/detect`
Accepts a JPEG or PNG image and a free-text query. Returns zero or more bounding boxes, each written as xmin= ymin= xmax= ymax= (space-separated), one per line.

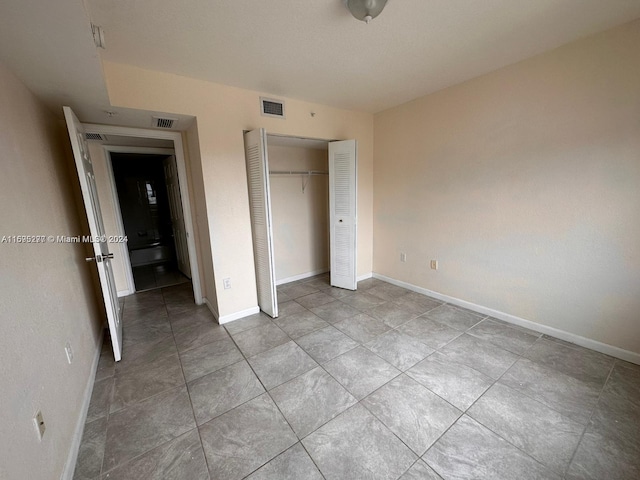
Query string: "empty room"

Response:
xmin=1 ymin=1 xmax=639 ymax=479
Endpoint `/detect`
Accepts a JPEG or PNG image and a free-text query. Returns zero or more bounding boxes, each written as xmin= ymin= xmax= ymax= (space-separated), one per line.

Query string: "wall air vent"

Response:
xmin=260 ymin=97 xmax=285 ymax=119
xmin=152 ymin=116 xmax=177 ymax=129
xmin=85 ymin=133 xmax=106 ymax=141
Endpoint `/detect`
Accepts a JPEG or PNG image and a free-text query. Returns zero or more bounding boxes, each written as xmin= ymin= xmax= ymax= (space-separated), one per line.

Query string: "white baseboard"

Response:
xmin=276 ymin=269 xmax=329 ymax=286
xmin=218 ymin=306 xmax=261 ymax=325
xmin=204 ymin=296 xmax=259 ymax=326
xmin=203 ymin=297 xmax=220 ymax=320
xmin=61 ymin=328 xmax=105 ymax=480
xmin=275 ymin=271 xmax=371 ymax=286
xmin=373 ymin=273 xmax=640 ymax=365
xmin=117 ymin=289 xmax=132 ymax=298
xmin=357 ymin=272 xmax=373 ymax=282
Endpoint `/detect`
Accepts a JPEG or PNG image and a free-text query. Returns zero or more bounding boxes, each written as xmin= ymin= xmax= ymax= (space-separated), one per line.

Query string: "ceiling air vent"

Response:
xmin=152 ymin=116 xmax=177 ymax=129
xmin=85 ymin=133 xmax=106 ymax=141
xmin=260 ymin=97 xmax=285 ymax=119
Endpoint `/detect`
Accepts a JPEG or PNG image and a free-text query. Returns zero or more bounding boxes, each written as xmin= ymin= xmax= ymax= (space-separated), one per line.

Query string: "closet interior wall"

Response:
xmin=267 ymin=142 xmax=329 ymax=283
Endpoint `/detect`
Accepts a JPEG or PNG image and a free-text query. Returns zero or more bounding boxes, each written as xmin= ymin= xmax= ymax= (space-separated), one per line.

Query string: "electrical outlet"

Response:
xmin=400 ymin=252 xmax=407 ymax=262
xmin=430 ymin=260 xmax=438 ymax=270
xmin=223 ymin=278 xmax=231 ymax=289
xmin=34 ymin=410 xmax=45 ymax=440
xmin=65 ymin=342 xmax=74 ymax=364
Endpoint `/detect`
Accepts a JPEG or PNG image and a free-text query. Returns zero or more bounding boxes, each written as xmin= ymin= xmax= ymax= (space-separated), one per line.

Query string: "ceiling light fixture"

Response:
xmin=344 ymin=0 xmax=388 ymax=24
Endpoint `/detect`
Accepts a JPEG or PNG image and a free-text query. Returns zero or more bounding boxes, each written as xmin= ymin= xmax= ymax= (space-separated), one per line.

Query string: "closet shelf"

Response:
xmin=269 ymin=170 xmax=327 ymax=193
xmin=269 ymin=170 xmax=328 ymax=176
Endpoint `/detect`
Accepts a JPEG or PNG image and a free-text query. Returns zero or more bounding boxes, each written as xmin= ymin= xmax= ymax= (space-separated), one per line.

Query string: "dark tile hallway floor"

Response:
xmin=132 ymin=263 xmax=189 ymax=292
xmin=73 ymin=275 xmax=640 ymax=479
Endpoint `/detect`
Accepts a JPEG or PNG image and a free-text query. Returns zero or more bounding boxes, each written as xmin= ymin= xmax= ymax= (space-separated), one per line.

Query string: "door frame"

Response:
xmin=104 ymin=145 xmax=179 ymax=296
xmin=84 ymin=123 xmax=203 ymax=305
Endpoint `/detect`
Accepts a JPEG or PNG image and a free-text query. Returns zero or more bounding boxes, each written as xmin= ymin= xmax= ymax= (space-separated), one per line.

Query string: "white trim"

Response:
xmin=83 ymin=124 xmax=203 ymax=305
xmin=104 ymin=146 xmax=178 ymax=294
xmin=357 ymin=272 xmax=372 ymax=282
xmin=203 ymin=297 xmax=219 ymax=320
xmin=276 ymin=269 xmax=329 ymax=285
xmin=104 ymin=146 xmax=175 ymax=155
xmin=117 ymin=289 xmax=130 ymax=298
xmin=218 ymin=306 xmax=261 ymax=325
xmin=373 ymin=273 xmax=640 ymax=365
xmin=103 ymin=146 xmax=137 ymax=296
xmin=61 ymin=328 xmax=104 ymax=480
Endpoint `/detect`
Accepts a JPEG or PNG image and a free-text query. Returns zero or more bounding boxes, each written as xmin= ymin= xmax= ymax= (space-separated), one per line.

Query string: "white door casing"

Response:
xmin=244 ymin=129 xmax=278 ymax=317
xmin=63 ymin=106 xmax=123 ymax=361
xmin=163 ymin=155 xmax=191 ymax=278
xmin=329 ymin=140 xmax=357 ymax=290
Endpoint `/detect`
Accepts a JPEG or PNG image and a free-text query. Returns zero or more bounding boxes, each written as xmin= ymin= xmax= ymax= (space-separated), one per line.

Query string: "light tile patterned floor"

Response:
xmin=74 ymin=275 xmax=640 ymax=480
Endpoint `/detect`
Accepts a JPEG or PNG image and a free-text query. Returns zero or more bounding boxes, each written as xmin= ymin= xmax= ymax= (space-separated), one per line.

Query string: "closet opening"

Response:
xmin=244 ymin=129 xmax=358 ymax=318
xmin=267 ymin=135 xmax=330 ymax=287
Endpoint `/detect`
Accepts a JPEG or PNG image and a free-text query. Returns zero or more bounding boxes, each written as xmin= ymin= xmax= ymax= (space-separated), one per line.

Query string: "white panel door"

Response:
xmin=163 ymin=155 xmax=191 ymax=278
xmin=63 ymin=107 xmax=123 ymax=361
xmin=244 ymin=129 xmax=278 ymax=317
xmin=329 ymin=140 xmax=358 ymax=290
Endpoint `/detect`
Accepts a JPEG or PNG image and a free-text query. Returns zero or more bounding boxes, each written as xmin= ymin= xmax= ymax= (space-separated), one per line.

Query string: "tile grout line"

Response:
xmin=100 ymin=287 xmax=206 ymax=479
xmin=235 ymin=287 xmax=379 ymax=478
xmin=390 ymin=311 xmax=573 ymax=477
xmin=100 ymin=292 xmax=190 ymax=478
xmin=88 ymin=279 xmax=627 ymax=479
xmin=164 ymin=288 xmax=214 ymax=480
xmin=136 ymin=283 xmax=532 ymax=475
xmin=95 ymin=293 xmax=165 ymax=478
xmin=222 ymin=320 xmax=317 ymax=478
xmin=563 ymin=359 xmax=617 ymax=478
xmin=357 ymin=372 xmax=462 ymax=458
xmin=443 ymin=332 xmax=590 ymax=478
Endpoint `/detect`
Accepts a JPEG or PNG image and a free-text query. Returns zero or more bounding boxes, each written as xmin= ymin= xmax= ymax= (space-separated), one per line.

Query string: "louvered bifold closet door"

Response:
xmin=244 ymin=129 xmax=278 ymax=317
xmin=329 ymin=140 xmax=357 ymax=290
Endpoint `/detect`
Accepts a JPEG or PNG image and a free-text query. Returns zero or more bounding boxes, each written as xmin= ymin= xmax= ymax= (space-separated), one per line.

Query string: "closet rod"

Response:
xmin=269 ymin=170 xmax=328 ymax=176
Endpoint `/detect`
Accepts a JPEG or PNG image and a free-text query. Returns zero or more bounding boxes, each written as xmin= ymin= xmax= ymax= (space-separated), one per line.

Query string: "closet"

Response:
xmin=268 ymin=136 xmax=329 ymax=284
xmin=244 ymin=129 xmax=357 ymax=318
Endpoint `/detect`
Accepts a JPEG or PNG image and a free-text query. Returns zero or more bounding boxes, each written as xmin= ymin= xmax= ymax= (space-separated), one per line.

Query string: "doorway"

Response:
xmin=110 ymin=152 xmax=190 ymax=292
xmin=83 ymin=123 xmax=203 ymax=307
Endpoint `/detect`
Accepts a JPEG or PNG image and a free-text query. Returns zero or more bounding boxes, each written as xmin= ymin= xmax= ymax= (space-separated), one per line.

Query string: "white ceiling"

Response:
xmin=0 ymin=0 xmax=109 ymax=122
xmin=1 ymin=0 xmax=639 ymax=124
xmin=87 ymin=0 xmax=640 ymax=113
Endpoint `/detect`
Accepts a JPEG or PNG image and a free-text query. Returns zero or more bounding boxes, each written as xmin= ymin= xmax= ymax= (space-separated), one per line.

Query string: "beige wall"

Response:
xmin=268 ymin=144 xmax=329 ymax=282
xmin=184 ymin=122 xmax=218 ymax=314
xmin=0 ymin=62 xmax=103 ymax=479
xmin=374 ymin=20 xmax=640 ymax=355
xmin=103 ymin=62 xmax=374 ymax=318
xmin=89 ymin=142 xmax=131 ymax=293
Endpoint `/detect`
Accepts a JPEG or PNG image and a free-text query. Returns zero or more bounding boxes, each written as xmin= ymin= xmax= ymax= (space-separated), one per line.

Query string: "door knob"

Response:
xmin=85 ymin=253 xmax=114 ymax=262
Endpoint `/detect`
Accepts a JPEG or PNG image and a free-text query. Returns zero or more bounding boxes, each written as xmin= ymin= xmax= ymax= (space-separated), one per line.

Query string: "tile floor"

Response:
xmin=73 ymin=275 xmax=640 ymax=480
xmin=132 ymin=263 xmax=189 ymax=292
